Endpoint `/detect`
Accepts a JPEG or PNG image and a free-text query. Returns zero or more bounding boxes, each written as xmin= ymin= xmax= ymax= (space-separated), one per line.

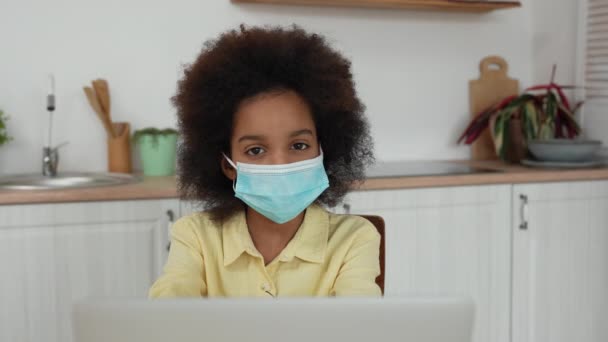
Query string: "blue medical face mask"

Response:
xmin=223 ymin=151 xmax=330 ymax=224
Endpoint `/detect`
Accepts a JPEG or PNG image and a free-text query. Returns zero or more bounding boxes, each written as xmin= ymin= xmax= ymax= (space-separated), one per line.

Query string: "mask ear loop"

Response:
xmin=222 ymin=153 xmax=238 ymax=191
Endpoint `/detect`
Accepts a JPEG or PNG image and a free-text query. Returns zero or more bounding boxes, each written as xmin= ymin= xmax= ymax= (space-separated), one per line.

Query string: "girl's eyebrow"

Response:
xmin=237 ymin=129 xmax=313 ymax=143
xmin=290 ymin=129 xmax=313 ymax=137
xmin=237 ymin=134 xmax=265 ymax=143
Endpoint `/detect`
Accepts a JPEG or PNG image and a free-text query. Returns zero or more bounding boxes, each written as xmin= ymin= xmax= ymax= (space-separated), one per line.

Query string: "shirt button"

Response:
xmin=280 ymin=255 xmax=289 ymax=262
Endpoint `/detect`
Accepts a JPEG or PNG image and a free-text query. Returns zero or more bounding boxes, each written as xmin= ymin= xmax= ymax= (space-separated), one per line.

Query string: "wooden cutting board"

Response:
xmin=469 ymin=56 xmax=519 ymax=160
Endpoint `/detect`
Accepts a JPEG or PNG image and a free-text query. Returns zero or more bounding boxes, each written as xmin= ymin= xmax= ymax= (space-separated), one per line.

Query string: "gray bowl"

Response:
xmin=528 ymin=139 xmax=602 ymax=162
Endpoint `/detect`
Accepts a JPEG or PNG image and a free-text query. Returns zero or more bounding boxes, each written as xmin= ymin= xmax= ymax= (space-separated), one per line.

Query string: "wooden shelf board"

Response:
xmin=231 ymin=0 xmax=521 ymax=12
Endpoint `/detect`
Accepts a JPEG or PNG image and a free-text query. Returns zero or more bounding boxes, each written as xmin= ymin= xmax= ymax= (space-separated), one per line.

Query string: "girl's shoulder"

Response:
xmin=170 ymin=210 xmax=225 ymax=240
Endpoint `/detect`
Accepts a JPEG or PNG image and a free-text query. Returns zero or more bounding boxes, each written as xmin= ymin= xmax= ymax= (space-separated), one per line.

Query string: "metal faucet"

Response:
xmin=42 ymin=74 xmax=68 ymax=177
xmin=42 ymin=142 xmax=68 ymax=177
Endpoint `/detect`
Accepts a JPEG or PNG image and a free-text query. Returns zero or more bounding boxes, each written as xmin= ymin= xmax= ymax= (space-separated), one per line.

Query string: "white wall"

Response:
xmin=529 ymin=0 xmax=580 ymax=86
xmin=0 ymin=0 xmax=579 ymax=174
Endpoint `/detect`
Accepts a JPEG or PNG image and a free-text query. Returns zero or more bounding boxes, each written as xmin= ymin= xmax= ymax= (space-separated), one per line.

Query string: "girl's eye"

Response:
xmin=291 ymin=142 xmax=309 ymax=151
xmin=246 ymin=147 xmax=265 ymax=156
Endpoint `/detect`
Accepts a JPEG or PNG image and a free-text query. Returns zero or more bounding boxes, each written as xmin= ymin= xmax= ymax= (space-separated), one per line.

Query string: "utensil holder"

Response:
xmin=107 ymin=122 xmax=132 ymax=173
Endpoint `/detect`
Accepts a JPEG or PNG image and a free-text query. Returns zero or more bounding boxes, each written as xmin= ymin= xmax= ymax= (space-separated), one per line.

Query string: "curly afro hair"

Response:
xmin=174 ymin=24 xmax=374 ymax=221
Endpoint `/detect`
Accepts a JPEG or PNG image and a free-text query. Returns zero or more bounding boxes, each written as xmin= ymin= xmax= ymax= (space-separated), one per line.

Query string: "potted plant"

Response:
xmin=0 ymin=109 xmax=13 ymax=148
xmin=458 ymin=67 xmax=582 ymax=163
xmin=132 ymin=127 xmax=179 ymax=176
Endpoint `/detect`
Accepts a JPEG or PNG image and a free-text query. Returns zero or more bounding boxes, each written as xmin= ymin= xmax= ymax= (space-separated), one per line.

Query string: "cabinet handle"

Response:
xmin=343 ymin=203 xmax=351 ymax=214
xmin=519 ymin=194 xmax=529 ymax=230
xmin=166 ymin=209 xmax=175 ymax=251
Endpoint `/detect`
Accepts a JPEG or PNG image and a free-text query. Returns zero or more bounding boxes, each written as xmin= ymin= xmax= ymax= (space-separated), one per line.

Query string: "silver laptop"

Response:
xmin=73 ymin=296 xmax=474 ymax=342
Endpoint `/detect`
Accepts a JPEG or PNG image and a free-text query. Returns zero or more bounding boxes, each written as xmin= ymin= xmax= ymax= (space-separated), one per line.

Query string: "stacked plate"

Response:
xmin=522 ymin=139 xmax=607 ymax=169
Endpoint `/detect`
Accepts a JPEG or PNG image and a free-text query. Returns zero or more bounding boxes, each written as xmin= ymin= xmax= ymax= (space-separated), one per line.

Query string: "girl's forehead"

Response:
xmin=232 ymin=90 xmax=316 ymax=139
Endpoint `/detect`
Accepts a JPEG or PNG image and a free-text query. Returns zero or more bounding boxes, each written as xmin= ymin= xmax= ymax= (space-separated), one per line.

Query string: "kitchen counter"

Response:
xmin=1 ymin=160 xmax=608 ymax=205
xmin=360 ymin=160 xmax=608 ymax=190
xmin=0 ymin=175 xmax=178 ymax=205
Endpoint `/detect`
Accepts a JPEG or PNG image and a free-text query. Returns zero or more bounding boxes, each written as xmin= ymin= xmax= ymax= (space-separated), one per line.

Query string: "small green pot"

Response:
xmin=137 ymin=133 xmax=178 ymax=176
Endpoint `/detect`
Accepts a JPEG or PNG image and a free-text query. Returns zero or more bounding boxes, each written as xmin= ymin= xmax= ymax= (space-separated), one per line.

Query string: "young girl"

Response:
xmin=149 ymin=25 xmax=380 ymax=297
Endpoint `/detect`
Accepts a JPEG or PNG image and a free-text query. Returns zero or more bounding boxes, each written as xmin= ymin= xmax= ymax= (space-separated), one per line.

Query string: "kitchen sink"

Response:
xmin=0 ymin=172 xmax=140 ymax=190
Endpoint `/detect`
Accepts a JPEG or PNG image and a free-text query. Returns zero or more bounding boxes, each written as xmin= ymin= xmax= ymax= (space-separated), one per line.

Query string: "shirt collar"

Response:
xmin=222 ymin=205 xmax=329 ymax=266
xmin=222 ymin=210 xmax=255 ymax=266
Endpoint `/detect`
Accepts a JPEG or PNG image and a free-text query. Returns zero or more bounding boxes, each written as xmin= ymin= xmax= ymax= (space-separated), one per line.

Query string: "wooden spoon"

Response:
xmin=113 ymin=122 xmax=126 ymax=137
xmin=83 ymin=86 xmax=114 ymax=138
xmin=92 ymin=79 xmax=115 ymax=135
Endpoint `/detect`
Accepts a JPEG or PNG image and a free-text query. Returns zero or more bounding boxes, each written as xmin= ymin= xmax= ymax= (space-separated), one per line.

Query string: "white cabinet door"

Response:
xmin=0 ymin=198 xmax=179 ymax=342
xmin=512 ymin=181 xmax=608 ymax=342
xmin=343 ymin=185 xmax=512 ymax=342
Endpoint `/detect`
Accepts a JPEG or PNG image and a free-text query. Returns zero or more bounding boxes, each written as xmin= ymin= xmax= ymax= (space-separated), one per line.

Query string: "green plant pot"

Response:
xmin=138 ymin=133 xmax=177 ymax=176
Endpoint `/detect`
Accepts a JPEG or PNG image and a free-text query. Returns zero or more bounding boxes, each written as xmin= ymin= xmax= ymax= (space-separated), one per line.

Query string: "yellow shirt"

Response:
xmin=149 ymin=205 xmax=381 ymax=298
